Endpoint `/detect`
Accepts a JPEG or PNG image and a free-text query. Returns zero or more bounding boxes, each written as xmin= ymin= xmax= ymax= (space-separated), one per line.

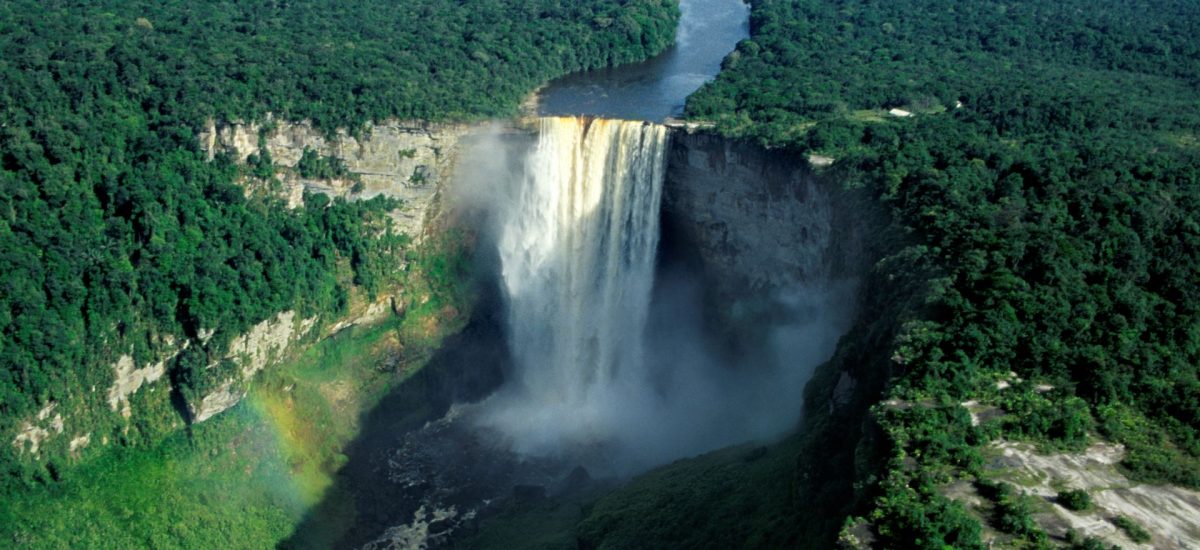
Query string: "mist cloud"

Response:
xmin=448 ymin=120 xmax=858 ymax=477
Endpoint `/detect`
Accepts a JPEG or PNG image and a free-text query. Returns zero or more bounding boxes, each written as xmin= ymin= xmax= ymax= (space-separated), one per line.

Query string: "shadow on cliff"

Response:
xmin=279 ymin=278 xmax=510 ymax=550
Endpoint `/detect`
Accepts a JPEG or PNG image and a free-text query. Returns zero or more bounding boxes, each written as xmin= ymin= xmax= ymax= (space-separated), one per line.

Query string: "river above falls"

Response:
xmin=536 ymin=0 xmax=749 ymax=122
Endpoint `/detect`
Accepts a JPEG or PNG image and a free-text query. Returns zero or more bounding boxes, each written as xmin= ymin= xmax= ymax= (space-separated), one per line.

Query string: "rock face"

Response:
xmin=190 ymin=311 xmax=318 ymax=423
xmin=13 ymin=347 xmax=181 ymax=458
xmin=11 ymin=403 xmax=64 ymax=457
xmin=178 ymin=118 xmax=494 ymax=422
xmin=661 ymin=130 xmax=883 ymax=417
xmin=107 ymin=341 xmax=187 ymax=419
xmin=191 ymin=381 xmax=245 ymax=424
xmin=183 ymin=117 xmax=499 ymax=423
xmin=10 ymin=118 xmax=481 ymax=461
xmin=661 ymin=131 xmax=873 ymax=301
xmin=199 ymin=117 xmax=472 ymax=237
xmin=222 ymin=311 xmax=316 ymax=380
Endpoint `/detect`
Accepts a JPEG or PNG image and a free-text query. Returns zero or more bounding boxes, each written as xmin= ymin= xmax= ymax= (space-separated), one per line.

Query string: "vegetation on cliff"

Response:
xmin=0 ymin=0 xmax=678 ymax=486
xmin=597 ymin=0 xmax=1200 ymax=546
xmin=0 ymin=217 xmax=478 ymax=547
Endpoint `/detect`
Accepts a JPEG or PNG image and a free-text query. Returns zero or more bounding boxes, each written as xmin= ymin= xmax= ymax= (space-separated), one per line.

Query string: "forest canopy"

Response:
xmin=0 ymin=0 xmax=679 ymax=482
xmin=687 ymin=0 xmax=1200 ymax=546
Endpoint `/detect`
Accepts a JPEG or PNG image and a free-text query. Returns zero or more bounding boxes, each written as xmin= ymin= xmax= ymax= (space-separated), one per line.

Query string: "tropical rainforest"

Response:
xmin=3 ymin=0 xmax=1199 ymax=548
xmin=0 ymin=0 xmax=677 ymax=488
xmin=675 ymin=0 xmax=1200 ymax=547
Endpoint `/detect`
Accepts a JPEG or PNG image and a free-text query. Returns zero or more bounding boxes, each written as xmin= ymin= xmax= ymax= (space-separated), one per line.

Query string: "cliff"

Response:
xmin=9 ymin=117 xmax=485 ymax=465
xmin=659 ymin=131 xmax=882 ymax=375
xmin=662 ymin=131 xmax=872 ymax=300
xmin=493 ymin=129 xmax=893 ymax=548
xmin=199 ymin=117 xmax=473 ymax=238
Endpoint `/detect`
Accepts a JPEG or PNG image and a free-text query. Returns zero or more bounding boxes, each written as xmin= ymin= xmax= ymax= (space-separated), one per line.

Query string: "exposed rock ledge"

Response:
xmin=198 ymin=116 xmax=472 ymax=238
xmin=191 ymin=380 xmax=245 ymax=424
xmin=982 ymin=441 xmax=1200 ymax=549
xmin=107 ymin=339 xmax=188 ymax=419
xmin=11 ymin=403 xmax=64 ymax=456
xmin=190 ymin=311 xmax=318 ymax=423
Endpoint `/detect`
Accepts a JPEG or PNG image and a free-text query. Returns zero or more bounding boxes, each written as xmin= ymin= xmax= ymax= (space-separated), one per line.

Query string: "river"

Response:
xmin=536 ymin=0 xmax=749 ymax=121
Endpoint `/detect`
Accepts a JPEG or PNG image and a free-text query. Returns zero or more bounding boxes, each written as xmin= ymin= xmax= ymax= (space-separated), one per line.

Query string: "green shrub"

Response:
xmin=1065 ymin=528 xmax=1119 ymax=550
xmin=297 ymin=148 xmax=353 ymax=181
xmin=977 ymin=480 xmax=1047 ymax=543
xmin=1056 ymin=489 xmax=1092 ymax=511
xmin=1112 ymin=515 xmax=1151 ymax=543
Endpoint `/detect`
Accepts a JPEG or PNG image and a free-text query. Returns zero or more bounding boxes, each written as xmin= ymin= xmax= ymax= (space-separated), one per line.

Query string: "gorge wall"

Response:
xmin=11 ymin=118 xmax=882 ymax=485
xmin=179 ymin=119 xmax=492 ymax=422
xmin=199 ymin=117 xmax=474 ymax=237
xmin=9 ymin=118 xmax=485 ymax=467
xmin=660 ymin=130 xmax=880 ymax=389
xmin=662 ymin=131 xmax=873 ymax=302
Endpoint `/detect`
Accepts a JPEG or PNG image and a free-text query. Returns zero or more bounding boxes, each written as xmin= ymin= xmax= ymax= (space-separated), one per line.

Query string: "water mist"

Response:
xmin=467 ymin=116 xmax=856 ymax=475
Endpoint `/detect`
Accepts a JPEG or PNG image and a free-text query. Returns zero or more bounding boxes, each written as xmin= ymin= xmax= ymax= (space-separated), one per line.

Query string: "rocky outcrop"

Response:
xmin=191 ymin=380 xmax=244 ymax=424
xmin=969 ymin=441 xmax=1200 ymax=549
xmin=68 ymin=433 xmax=91 ymax=455
xmin=327 ymin=294 xmax=407 ymax=336
xmin=199 ymin=117 xmax=472 ymax=238
xmin=11 ymin=403 xmax=64 ymax=457
xmin=107 ymin=340 xmax=188 ymax=419
xmin=830 ymin=372 xmax=858 ymax=411
xmin=11 ymin=312 xmax=329 ymax=456
xmin=189 ymin=311 xmax=318 ymax=423
xmin=221 ymin=311 xmax=317 ymax=379
xmin=662 ymin=131 xmax=873 ymax=300
xmin=13 ymin=341 xmax=184 ymax=457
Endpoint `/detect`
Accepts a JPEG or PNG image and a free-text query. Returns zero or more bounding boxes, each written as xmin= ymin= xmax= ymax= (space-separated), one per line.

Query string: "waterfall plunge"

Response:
xmin=471 ymin=116 xmax=854 ymax=473
xmin=477 ymin=117 xmax=668 ymax=460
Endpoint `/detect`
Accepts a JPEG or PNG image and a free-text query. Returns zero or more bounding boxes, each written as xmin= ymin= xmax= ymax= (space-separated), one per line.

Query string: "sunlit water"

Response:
xmin=477 ymin=118 xmax=667 ymax=460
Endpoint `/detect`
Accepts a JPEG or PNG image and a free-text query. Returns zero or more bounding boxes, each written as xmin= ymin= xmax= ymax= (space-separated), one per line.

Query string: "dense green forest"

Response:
xmin=0 ymin=0 xmax=678 ymax=485
xmin=682 ymin=0 xmax=1200 ymax=546
xmin=7 ymin=0 xmax=1199 ymax=546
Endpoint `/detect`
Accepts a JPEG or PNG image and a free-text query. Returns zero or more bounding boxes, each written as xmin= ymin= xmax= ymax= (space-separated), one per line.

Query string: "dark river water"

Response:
xmin=537 ymin=0 xmax=749 ymax=121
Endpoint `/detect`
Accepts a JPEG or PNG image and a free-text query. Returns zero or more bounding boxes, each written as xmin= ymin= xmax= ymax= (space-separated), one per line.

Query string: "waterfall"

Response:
xmin=464 ymin=116 xmax=859 ymax=474
xmin=483 ymin=117 xmax=668 ymax=455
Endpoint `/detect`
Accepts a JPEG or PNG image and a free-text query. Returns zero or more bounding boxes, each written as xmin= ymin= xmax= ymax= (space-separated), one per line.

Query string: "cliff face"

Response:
xmin=179 ymin=120 xmax=488 ymax=421
xmin=199 ymin=117 xmax=472 ymax=238
xmin=662 ymin=130 xmax=873 ymax=301
xmin=10 ymin=118 xmax=483 ymax=464
xmin=661 ymin=129 xmax=885 ymax=413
